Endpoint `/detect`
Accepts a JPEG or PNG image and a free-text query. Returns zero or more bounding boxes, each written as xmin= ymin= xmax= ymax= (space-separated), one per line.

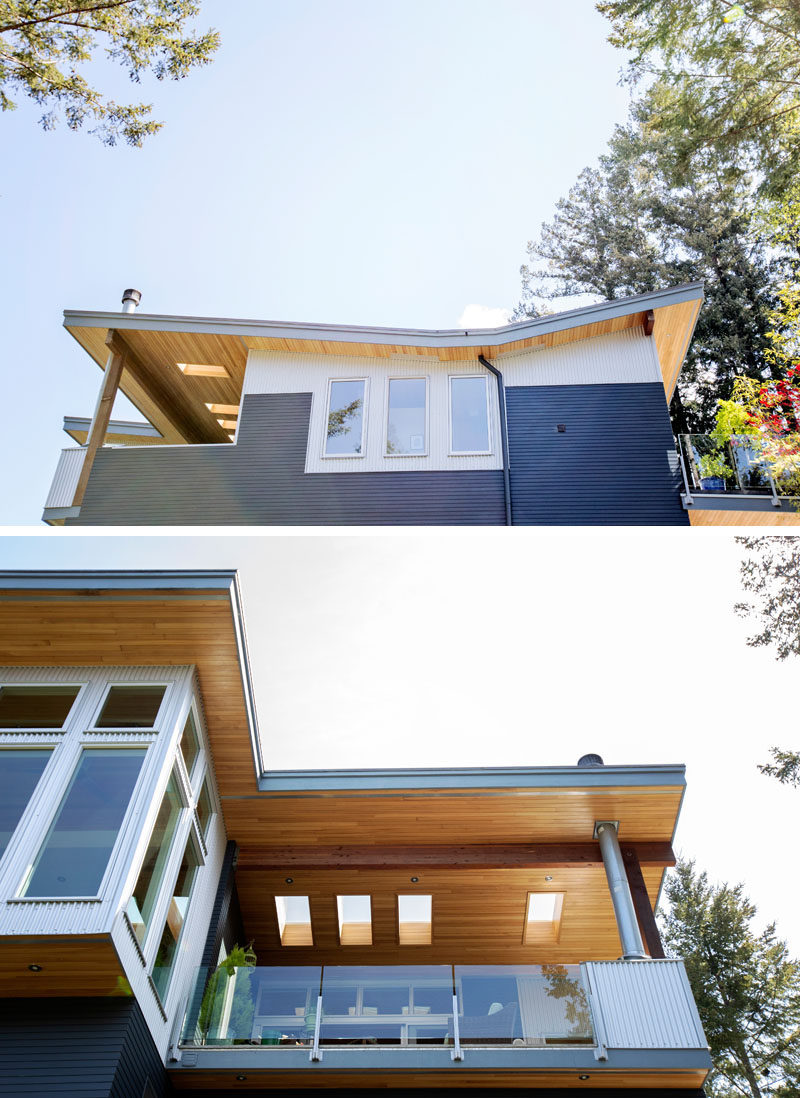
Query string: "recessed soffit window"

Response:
xmin=398 ymin=894 xmax=432 ymax=945
xmin=337 ymin=895 xmax=372 ymax=945
xmin=0 ymin=685 xmax=81 ymax=729
xmin=524 ymin=892 xmax=564 ymax=944
xmin=276 ymin=895 xmax=313 ymax=946
xmin=94 ymin=685 xmax=167 ymax=729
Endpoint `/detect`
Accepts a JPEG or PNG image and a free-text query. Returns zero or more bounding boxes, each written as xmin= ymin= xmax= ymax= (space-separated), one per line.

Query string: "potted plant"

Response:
xmin=198 ymin=942 xmax=257 ymax=1045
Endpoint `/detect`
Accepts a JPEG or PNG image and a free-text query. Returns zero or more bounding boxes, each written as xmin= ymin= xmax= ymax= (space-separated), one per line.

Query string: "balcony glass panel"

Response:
xmin=319 ymin=966 xmax=453 ymax=1046
xmin=454 ymin=964 xmax=593 ymax=1046
xmin=679 ymin=434 xmax=784 ymax=493
xmin=184 ymin=965 xmax=322 ymax=1046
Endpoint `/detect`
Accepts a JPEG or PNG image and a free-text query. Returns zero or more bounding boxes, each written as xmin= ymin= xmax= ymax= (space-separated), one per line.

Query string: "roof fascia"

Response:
xmin=62 ymin=416 xmax=162 ymax=439
xmin=256 ymin=763 xmax=686 ymax=793
xmin=0 ymin=569 xmax=239 ymax=591
xmin=63 ymin=283 xmax=704 ymax=352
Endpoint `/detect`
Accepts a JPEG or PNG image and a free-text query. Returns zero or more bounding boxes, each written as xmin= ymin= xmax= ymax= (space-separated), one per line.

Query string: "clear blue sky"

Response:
xmin=0 ymin=0 xmax=632 ymax=523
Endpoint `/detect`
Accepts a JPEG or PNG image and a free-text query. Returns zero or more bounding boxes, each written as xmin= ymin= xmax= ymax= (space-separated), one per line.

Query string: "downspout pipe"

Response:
xmin=478 ymin=354 xmax=512 ymax=525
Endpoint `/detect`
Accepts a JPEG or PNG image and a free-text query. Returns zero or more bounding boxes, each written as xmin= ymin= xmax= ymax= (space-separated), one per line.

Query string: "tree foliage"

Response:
xmin=736 ymin=535 xmax=800 ymax=789
xmin=0 ymin=0 xmax=219 ymax=145
xmin=596 ymin=0 xmax=800 ymax=198
xmin=517 ymin=125 xmax=778 ymax=431
xmin=662 ymin=859 xmax=800 ymax=1097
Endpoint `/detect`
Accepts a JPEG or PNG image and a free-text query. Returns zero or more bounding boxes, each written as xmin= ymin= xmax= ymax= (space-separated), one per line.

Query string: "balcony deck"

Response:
xmin=169 ymin=960 xmax=710 ymax=1091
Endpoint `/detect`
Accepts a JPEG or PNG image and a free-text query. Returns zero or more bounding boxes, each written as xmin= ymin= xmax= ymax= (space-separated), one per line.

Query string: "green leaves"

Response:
xmin=662 ymin=859 xmax=800 ymax=1097
xmin=0 ymin=1 xmax=219 ymax=144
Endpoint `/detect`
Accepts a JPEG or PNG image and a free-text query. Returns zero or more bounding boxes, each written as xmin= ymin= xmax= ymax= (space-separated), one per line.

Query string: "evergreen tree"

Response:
xmin=517 ymin=127 xmax=778 ymax=432
xmin=0 ymin=1 xmax=219 ymax=145
xmin=662 ymin=860 xmax=800 ymax=1097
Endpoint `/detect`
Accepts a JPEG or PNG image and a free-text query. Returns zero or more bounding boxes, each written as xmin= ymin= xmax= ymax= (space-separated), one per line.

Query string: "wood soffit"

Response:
xmin=64 ymin=292 xmax=701 ymax=433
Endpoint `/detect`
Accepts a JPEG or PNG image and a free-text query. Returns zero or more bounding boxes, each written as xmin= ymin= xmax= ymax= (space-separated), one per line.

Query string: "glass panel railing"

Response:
xmin=180 ymin=963 xmax=592 ymax=1049
xmin=454 ymin=965 xmax=593 ymax=1047
xmin=183 ymin=965 xmax=322 ymax=1046
xmin=319 ymin=965 xmax=454 ymax=1047
xmin=679 ymin=434 xmax=775 ymax=493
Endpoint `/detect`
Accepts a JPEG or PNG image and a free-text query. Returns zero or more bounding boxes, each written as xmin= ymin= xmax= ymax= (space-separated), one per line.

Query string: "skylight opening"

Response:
xmin=337 ymin=895 xmax=372 ymax=945
xmin=524 ymin=892 xmax=564 ymax=944
xmin=177 ymin=362 xmax=230 ymax=378
xmin=275 ymin=895 xmax=313 ymax=946
xmin=398 ymin=894 xmax=432 ymax=945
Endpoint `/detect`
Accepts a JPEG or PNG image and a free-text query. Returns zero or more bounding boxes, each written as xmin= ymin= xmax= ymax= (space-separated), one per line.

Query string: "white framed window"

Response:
xmin=0 ymin=684 xmax=83 ymax=729
xmin=91 ymin=683 xmax=169 ymax=730
xmin=151 ymin=830 xmax=203 ymax=1002
xmin=0 ymin=748 xmax=55 ymax=862
xmin=21 ymin=747 xmax=147 ymax=899
xmin=323 ymin=378 xmax=367 ymax=457
xmin=126 ymin=768 xmax=185 ymax=947
xmin=449 ymin=375 xmax=491 ymax=455
xmin=385 ymin=377 xmax=428 ymax=456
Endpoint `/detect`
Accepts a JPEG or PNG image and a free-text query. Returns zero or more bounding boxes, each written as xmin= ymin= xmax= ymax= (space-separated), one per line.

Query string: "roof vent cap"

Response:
xmin=577 ymin=753 xmax=604 ymax=768
xmin=121 ymin=288 xmax=142 ymax=313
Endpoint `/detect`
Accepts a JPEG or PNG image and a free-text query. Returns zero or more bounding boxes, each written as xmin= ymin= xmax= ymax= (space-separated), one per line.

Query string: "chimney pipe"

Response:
xmin=577 ymin=753 xmax=604 ymax=767
xmin=121 ymin=288 xmax=142 ymax=314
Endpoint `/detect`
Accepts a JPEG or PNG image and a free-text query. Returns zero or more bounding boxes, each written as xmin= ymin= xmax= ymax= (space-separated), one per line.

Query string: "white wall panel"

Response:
xmin=583 ymin=960 xmax=707 ymax=1050
xmin=45 ymin=448 xmax=85 ymax=508
xmin=499 ymin=329 xmax=660 ymax=387
xmin=243 ymin=351 xmax=503 ymax=473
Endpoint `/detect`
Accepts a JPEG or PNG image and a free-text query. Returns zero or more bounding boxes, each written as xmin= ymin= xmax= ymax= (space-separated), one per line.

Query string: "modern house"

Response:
xmin=0 ymin=569 xmax=711 ymax=1096
xmin=42 ymin=284 xmax=712 ymax=527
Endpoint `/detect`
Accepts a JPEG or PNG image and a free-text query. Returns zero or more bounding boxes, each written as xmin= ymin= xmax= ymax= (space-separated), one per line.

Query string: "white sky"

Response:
xmin=1 ymin=530 xmax=798 ymax=952
xmin=0 ymin=0 xmax=633 ymax=524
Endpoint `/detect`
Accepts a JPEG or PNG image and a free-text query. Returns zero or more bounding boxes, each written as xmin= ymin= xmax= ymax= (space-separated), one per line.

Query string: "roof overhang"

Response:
xmin=63 ymin=283 xmax=703 ymax=441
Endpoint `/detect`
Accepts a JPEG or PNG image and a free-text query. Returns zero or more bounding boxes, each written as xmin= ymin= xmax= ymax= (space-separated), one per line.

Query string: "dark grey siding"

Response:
xmin=0 ymin=998 xmax=169 ymax=1097
xmin=71 ymin=394 xmax=505 ymax=526
xmin=506 ymin=383 xmax=688 ymax=525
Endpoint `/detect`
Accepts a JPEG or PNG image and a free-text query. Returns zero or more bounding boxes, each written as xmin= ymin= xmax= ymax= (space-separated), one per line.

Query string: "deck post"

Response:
xmin=71 ymin=330 xmax=125 ymax=507
xmin=620 ymin=844 xmax=666 ymax=958
xmin=595 ymin=822 xmax=647 ymax=960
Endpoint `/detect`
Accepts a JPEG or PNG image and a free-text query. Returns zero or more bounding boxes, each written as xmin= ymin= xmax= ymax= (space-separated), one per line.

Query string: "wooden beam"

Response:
xmin=71 ymin=331 xmax=125 ymax=507
xmin=621 ymin=844 xmax=666 ymax=959
xmin=235 ymin=841 xmax=676 ymax=871
xmin=643 ymin=309 xmax=655 ymax=336
xmin=106 ymin=332 xmax=231 ymax=445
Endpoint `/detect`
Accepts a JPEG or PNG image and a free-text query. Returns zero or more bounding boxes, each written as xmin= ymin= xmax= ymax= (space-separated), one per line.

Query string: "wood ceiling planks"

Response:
xmin=0 ymin=935 xmax=125 ymax=997
xmin=689 ymin=508 xmax=800 ymax=526
xmin=235 ymin=864 xmax=666 ymax=968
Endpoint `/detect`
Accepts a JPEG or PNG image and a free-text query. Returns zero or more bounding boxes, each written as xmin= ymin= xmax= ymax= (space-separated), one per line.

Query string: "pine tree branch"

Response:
xmin=0 ymin=1 xmax=137 ymax=35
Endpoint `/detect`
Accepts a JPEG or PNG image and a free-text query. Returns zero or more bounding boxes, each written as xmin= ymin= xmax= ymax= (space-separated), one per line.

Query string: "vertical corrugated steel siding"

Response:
xmin=506 ymin=383 xmax=688 ymax=525
xmin=44 ymin=448 xmax=85 ymax=508
xmin=584 ymin=960 xmax=708 ymax=1050
xmin=72 ymin=394 xmax=505 ymax=526
xmin=0 ymin=999 xmax=168 ymax=1097
xmin=500 ymin=328 xmax=661 ymax=386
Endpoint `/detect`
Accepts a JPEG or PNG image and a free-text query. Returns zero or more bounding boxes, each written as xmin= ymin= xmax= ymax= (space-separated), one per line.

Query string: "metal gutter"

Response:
xmin=256 ymin=763 xmax=686 ymax=794
xmin=62 ymin=415 xmax=162 ymax=439
xmin=63 ymin=282 xmax=704 ymax=350
xmin=478 ymin=354 xmax=512 ymax=525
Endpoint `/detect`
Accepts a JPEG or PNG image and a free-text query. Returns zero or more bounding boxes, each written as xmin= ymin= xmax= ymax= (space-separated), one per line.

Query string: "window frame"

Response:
xmin=523 ymin=891 xmax=565 ymax=945
xmin=0 ymin=746 xmax=57 ymax=867
xmin=322 ymin=377 xmax=369 ymax=460
xmin=17 ymin=744 xmax=149 ymax=902
xmin=149 ymin=825 xmax=205 ymax=1004
xmin=0 ymin=682 xmax=86 ymax=731
xmin=384 ymin=375 xmax=430 ymax=458
xmin=448 ymin=374 xmax=493 ymax=456
xmin=89 ymin=681 xmax=171 ymax=732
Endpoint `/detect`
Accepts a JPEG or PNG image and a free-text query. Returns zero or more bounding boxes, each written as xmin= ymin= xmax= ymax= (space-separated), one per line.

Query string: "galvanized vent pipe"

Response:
xmin=595 ymin=821 xmax=647 ymax=960
xmin=121 ymin=288 xmax=142 ymax=313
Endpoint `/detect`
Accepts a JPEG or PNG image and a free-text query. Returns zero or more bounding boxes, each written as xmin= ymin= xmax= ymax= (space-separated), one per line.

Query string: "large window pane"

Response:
xmin=180 ymin=712 xmax=201 ymax=779
xmin=152 ymin=838 xmax=201 ymax=1000
xmin=325 ymin=380 xmax=365 ymax=456
xmin=0 ymin=685 xmax=80 ymax=729
xmin=126 ymin=772 xmax=183 ymax=946
xmin=95 ymin=685 xmax=166 ymax=728
xmin=0 ymin=750 xmax=53 ymax=859
xmin=196 ymin=778 xmax=214 ymax=840
xmin=450 ymin=376 xmax=490 ymax=453
xmin=24 ymin=749 xmax=145 ymax=897
xmin=387 ymin=379 xmax=426 ymax=455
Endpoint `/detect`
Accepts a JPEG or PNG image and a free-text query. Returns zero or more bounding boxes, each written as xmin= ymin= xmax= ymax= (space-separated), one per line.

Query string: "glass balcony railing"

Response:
xmin=180 ymin=963 xmax=593 ymax=1050
xmin=678 ymin=434 xmax=785 ymax=494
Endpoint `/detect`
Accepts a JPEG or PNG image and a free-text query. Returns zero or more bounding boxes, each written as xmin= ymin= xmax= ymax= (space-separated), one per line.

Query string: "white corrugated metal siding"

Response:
xmin=582 ymin=960 xmax=708 ymax=1050
xmin=44 ymin=447 xmax=86 ymax=507
xmin=500 ymin=329 xmax=661 ymax=386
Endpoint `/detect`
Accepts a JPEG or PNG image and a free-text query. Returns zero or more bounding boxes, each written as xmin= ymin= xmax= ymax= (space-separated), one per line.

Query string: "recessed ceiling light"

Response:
xmin=236 ymin=1075 xmax=247 ymax=1081
xmin=410 ymin=877 xmax=419 ymax=883
xmin=545 ymin=875 xmax=553 ymax=881
xmin=28 ymin=964 xmax=42 ymax=972
xmin=579 ymin=1074 xmax=590 ymax=1080
xmin=285 ymin=877 xmax=293 ymax=884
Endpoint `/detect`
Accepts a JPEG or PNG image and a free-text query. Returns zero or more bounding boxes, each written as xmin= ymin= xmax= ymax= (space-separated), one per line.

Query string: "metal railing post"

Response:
xmin=676 ymin=437 xmax=694 ymax=506
xmin=309 ymin=993 xmax=324 ymax=1062
xmin=767 ymin=470 xmax=782 ymax=507
xmin=450 ymin=992 xmax=463 ymax=1061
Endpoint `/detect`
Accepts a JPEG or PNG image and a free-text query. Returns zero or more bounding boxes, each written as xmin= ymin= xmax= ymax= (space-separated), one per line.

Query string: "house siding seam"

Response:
xmin=0 ymin=999 xmax=169 ymax=1097
xmin=506 ymin=383 xmax=688 ymax=525
xmin=70 ymin=394 xmax=506 ymax=526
